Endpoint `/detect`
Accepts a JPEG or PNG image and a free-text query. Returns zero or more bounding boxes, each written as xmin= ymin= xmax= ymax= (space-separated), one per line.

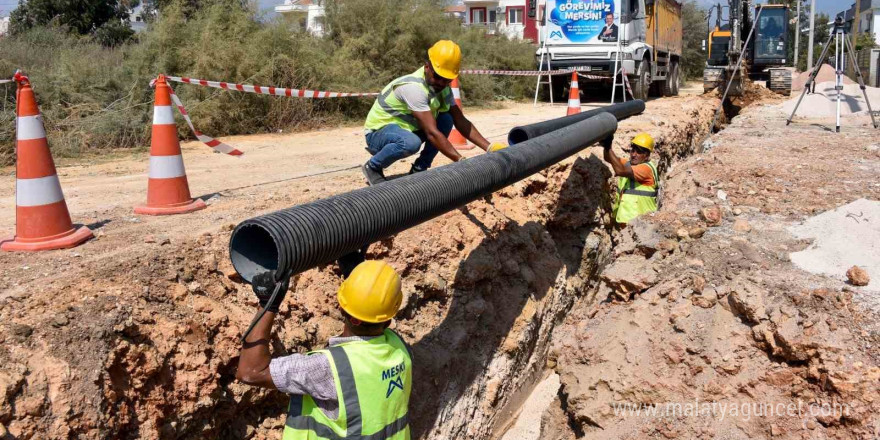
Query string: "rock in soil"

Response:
xmin=847 ymin=266 xmax=870 ymax=286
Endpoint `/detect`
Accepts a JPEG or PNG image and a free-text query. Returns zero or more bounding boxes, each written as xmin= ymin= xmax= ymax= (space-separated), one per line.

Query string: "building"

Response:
xmin=0 ymin=16 xmax=9 ymax=37
xmin=463 ymin=0 xmax=539 ymax=41
xmin=275 ymin=0 xmax=326 ymax=35
xmin=836 ymin=1 xmax=880 ymax=45
xmin=129 ymin=4 xmax=149 ymax=33
xmin=445 ymin=5 xmax=467 ymax=22
xmin=836 ymin=2 xmax=880 ymax=87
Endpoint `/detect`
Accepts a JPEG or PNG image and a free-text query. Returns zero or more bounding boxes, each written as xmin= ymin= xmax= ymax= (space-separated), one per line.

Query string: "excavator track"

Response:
xmin=768 ymin=68 xmax=792 ymax=96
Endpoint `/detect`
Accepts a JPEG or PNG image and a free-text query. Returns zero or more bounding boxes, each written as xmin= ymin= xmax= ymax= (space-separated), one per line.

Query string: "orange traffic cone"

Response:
xmin=448 ymin=78 xmax=474 ymax=151
xmin=134 ymin=75 xmax=207 ymax=215
xmin=567 ymin=72 xmax=581 ymax=115
xmin=2 ymin=73 xmax=93 ymax=252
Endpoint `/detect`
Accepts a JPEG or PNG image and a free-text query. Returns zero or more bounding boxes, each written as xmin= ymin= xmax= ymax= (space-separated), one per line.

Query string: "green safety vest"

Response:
xmin=613 ymin=161 xmax=659 ymax=225
xmin=282 ymin=329 xmax=413 ymax=440
xmin=364 ymin=67 xmax=453 ymax=133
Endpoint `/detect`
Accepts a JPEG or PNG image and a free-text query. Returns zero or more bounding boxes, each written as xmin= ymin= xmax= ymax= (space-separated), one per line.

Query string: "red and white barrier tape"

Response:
xmin=165 ymin=76 xmax=379 ymax=98
xmin=461 ymin=68 xmax=579 ymax=76
xmin=166 ymin=83 xmax=243 ymax=156
xmin=621 ymin=68 xmax=634 ymax=99
xmin=151 ymin=78 xmax=243 ymax=156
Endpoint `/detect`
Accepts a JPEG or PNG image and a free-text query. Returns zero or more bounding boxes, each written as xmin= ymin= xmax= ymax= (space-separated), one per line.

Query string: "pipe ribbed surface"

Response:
xmin=508 ymin=100 xmax=645 ymax=145
xmin=229 ymin=113 xmax=618 ymax=282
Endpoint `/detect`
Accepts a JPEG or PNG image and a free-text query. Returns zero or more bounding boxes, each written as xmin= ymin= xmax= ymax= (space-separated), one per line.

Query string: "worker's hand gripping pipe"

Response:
xmin=508 ymin=100 xmax=644 ymax=145
xmin=229 ymin=112 xmax=619 ymax=284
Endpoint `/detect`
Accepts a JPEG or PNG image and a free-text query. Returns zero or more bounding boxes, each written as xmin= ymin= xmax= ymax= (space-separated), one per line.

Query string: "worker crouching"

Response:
xmin=602 ymin=132 xmax=659 ymax=225
xmin=236 ymin=261 xmax=412 ymax=439
xmin=361 ymin=40 xmax=506 ymax=185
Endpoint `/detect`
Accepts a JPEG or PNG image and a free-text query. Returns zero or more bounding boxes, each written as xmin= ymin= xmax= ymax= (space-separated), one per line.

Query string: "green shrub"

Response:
xmin=0 ymin=0 xmax=536 ymax=165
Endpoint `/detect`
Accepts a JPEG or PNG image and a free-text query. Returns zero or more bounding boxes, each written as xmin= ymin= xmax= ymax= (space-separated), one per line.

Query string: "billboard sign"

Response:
xmin=545 ymin=0 xmax=621 ymax=44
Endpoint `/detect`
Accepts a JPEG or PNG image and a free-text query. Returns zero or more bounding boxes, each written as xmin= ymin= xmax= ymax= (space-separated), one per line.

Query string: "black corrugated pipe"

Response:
xmin=229 ymin=112 xmax=618 ymax=282
xmin=508 ymin=100 xmax=645 ymax=145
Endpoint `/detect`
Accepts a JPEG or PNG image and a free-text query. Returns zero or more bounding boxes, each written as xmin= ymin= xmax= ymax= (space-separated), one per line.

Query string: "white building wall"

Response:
xmin=464 ymin=0 xmax=527 ymax=39
xmin=0 ymin=16 xmax=10 ymax=36
xmin=306 ymin=4 xmax=325 ymax=36
xmin=872 ymin=12 xmax=880 ymax=45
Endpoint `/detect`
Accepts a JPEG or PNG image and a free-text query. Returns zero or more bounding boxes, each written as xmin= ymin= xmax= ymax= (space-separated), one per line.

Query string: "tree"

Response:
xmin=9 ymin=0 xmax=138 ymax=45
xmin=680 ymin=0 xmax=708 ymax=80
xmin=854 ymin=32 xmax=877 ymax=50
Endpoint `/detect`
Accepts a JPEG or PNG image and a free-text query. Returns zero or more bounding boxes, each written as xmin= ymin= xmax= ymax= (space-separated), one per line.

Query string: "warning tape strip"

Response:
xmin=165 ymin=75 xmax=379 ymax=98
xmin=166 ymin=83 xmax=243 ymax=156
xmin=0 ymin=79 xmax=13 ymax=84
xmin=461 ymin=69 xmax=608 ymax=79
xmin=461 ymin=68 xmax=577 ymax=76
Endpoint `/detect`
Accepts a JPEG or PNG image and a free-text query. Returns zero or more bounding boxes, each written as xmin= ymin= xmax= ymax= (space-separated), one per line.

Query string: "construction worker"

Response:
xmin=602 ymin=133 xmax=659 ymax=225
xmin=361 ymin=40 xmax=507 ymax=185
xmin=236 ymin=261 xmax=412 ymax=439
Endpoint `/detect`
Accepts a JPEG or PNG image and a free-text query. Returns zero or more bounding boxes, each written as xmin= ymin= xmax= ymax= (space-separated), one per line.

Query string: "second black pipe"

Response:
xmin=508 ymin=99 xmax=645 ymax=145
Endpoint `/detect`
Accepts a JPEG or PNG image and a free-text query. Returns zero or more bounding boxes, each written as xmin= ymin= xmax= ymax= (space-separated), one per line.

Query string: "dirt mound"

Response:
xmin=792 ymin=64 xmax=855 ymax=91
xmin=0 ymin=95 xmax=721 ymax=439
xmin=780 ymin=81 xmax=880 ymax=118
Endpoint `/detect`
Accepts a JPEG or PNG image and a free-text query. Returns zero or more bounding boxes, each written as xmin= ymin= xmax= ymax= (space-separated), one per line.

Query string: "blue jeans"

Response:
xmin=365 ymin=112 xmax=454 ymax=171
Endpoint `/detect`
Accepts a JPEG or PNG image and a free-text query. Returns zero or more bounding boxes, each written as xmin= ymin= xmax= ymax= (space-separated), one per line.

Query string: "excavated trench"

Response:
xmin=0 ymin=94 xmax=720 ymax=440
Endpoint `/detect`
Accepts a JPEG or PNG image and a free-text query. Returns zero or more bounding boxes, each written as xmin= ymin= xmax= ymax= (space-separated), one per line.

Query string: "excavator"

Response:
xmin=703 ymin=0 xmax=792 ymax=96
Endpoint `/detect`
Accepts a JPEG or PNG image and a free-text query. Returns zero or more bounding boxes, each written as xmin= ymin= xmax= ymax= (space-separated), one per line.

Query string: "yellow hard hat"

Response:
xmin=337 ymin=261 xmax=403 ymax=323
xmin=428 ymin=40 xmax=462 ymax=80
xmin=631 ymin=133 xmax=655 ymax=152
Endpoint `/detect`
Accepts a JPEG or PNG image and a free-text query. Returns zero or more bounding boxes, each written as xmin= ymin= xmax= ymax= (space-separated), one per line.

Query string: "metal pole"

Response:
xmin=853 ymin=0 xmax=862 ymax=36
xmin=807 ymin=0 xmax=816 ymax=71
xmin=836 ymin=30 xmax=842 ymax=133
xmin=794 ymin=0 xmax=801 ymax=67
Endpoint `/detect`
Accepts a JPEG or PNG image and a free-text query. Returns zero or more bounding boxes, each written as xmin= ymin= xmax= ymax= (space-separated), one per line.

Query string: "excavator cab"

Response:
xmin=751 ymin=4 xmax=791 ymax=95
xmin=751 ymin=5 xmax=788 ymax=69
xmin=707 ymin=29 xmax=732 ymax=67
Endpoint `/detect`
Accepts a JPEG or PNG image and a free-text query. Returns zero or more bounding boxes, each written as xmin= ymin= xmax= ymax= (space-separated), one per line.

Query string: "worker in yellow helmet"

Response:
xmin=362 ymin=40 xmax=507 ymax=185
xmin=237 ymin=261 xmax=412 ymax=439
xmin=602 ymin=132 xmax=659 ymax=225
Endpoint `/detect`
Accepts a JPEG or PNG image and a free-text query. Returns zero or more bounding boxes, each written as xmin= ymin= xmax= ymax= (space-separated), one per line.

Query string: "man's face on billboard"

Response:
xmin=605 ymin=14 xmax=614 ymax=26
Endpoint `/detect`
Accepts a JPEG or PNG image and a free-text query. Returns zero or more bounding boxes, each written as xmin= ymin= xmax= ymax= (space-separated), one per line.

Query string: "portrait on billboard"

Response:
xmin=600 ymin=12 xmax=618 ymax=42
xmin=546 ymin=0 xmax=620 ymax=44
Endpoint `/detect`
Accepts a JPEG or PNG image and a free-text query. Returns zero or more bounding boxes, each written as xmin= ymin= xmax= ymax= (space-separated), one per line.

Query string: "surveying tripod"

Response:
xmin=786 ymin=16 xmax=879 ymax=132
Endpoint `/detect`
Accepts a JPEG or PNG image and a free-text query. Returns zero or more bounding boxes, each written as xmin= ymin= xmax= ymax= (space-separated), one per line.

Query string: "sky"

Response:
xmin=0 ymin=0 xmax=851 ymax=20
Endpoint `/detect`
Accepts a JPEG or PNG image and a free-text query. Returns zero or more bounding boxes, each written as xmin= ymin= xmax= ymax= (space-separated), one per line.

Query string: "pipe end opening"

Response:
xmin=507 ymin=129 xmax=529 ymax=145
xmin=230 ymin=223 xmax=280 ymax=284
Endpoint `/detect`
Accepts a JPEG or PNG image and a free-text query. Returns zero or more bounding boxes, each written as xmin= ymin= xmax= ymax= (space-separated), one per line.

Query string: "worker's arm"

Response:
xmin=412 ymin=111 xmax=464 ymax=162
xmin=602 ymin=137 xmax=635 ymax=179
xmin=236 ymin=271 xmax=289 ymax=389
xmin=448 ymin=105 xmax=491 ymax=151
xmin=236 ymin=310 xmax=278 ymax=389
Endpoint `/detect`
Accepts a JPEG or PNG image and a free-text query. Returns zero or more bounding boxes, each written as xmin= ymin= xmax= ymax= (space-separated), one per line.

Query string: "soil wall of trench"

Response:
xmin=0 ymin=95 xmax=718 ymax=440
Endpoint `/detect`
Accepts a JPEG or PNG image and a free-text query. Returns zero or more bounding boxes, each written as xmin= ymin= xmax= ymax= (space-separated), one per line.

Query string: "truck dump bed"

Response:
xmin=646 ymin=0 xmax=682 ymax=57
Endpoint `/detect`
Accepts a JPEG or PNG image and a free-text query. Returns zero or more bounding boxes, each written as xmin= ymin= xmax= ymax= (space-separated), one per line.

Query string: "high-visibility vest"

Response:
xmin=364 ymin=67 xmax=453 ymax=133
xmin=282 ymin=329 xmax=412 ymax=440
xmin=613 ymin=161 xmax=659 ymax=224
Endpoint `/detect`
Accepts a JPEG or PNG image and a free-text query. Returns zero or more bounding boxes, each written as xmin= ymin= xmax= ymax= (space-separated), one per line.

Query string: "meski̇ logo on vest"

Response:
xmin=548 ymin=0 xmax=617 ymax=43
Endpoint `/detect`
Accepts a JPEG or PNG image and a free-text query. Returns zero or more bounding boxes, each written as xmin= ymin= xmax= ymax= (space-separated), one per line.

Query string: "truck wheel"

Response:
xmin=663 ymin=61 xmax=680 ymax=96
xmin=631 ymin=61 xmax=650 ymax=100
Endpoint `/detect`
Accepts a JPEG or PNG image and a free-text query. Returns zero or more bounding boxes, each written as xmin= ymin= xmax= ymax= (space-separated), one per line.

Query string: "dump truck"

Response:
xmin=535 ymin=0 xmax=683 ymax=100
xmin=703 ymin=1 xmax=792 ymax=96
